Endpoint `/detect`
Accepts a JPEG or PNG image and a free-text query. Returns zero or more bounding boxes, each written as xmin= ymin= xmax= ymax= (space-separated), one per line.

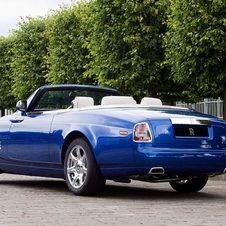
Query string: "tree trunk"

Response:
xmin=223 ymin=82 xmax=226 ymax=120
xmin=150 ymin=90 xmax=157 ymax=98
xmin=1 ymin=108 xmax=5 ymax=117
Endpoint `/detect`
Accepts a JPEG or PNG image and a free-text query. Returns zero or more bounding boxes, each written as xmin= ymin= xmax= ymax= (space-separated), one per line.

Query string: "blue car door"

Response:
xmin=0 ymin=114 xmax=13 ymax=159
xmin=8 ymin=112 xmax=54 ymax=162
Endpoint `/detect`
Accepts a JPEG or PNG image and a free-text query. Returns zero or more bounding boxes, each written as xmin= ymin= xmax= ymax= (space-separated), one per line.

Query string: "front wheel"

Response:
xmin=169 ymin=176 xmax=208 ymax=193
xmin=64 ymin=138 xmax=106 ymax=196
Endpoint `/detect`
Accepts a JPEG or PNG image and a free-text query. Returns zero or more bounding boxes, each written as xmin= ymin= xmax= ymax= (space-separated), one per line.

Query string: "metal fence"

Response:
xmin=0 ymin=109 xmax=14 ymax=117
xmin=176 ymin=97 xmax=223 ymax=119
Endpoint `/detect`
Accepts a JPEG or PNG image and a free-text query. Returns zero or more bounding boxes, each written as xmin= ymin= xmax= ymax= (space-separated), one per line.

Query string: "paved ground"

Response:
xmin=0 ymin=174 xmax=226 ymax=226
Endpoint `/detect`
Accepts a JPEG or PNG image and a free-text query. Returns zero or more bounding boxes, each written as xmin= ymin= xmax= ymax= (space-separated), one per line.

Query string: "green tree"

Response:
xmin=10 ymin=17 xmax=49 ymax=99
xmin=85 ymin=0 xmax=181 ymax=102
xmin=0 ymin=36 xmax=15 ymax=114
xmin=164 ymin=0 xmax=226 ymax=114
xmin=46 ymin=3 xmax=93 ymax=85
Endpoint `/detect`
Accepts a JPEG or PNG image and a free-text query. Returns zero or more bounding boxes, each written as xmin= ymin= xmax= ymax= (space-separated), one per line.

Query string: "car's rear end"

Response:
xmin=66 ymin=105 xmax=226 ymax=193
xmin=132 ymin=108 xmax=226 ymax=177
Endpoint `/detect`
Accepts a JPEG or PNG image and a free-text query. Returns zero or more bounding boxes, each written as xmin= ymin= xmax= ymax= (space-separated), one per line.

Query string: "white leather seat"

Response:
xmin=72 ymin=97 xmax=94 ymax=108
xmin=140 ymin=97 xmax=162 ymax=106
xmin=101 ymin=96 xmax=137 ymax=105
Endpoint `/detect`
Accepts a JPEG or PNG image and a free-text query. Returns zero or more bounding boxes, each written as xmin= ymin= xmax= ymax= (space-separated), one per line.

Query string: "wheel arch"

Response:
xmin=61 ymin=131 xmax=96 ymax=166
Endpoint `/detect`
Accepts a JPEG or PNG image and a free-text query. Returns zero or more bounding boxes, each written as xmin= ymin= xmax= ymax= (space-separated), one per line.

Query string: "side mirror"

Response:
xmin=16 ymin=100 xmax=27 ymax=112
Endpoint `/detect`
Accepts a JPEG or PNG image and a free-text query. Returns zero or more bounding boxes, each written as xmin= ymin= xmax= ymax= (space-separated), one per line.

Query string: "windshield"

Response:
xmin=32 ymin=88 xmax=119 ymax=111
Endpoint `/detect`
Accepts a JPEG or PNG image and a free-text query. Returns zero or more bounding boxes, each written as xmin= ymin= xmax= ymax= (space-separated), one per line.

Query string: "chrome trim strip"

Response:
xmin=171 ymin=118 xmax=211 ymax=126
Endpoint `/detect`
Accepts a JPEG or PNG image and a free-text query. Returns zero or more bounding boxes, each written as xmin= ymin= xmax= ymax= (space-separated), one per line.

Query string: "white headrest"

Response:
xmin=101 ymin=96 xmax=137 ymax=105
xmin=72 ymin=96 xmax=94 ymax=108
xmin=140 ymin=97 xmax=162 ymax=105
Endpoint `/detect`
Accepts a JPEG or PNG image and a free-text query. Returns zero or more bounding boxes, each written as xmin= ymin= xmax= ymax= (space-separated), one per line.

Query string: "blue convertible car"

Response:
xmin=0 ymin=84 xmax=226 ymax=196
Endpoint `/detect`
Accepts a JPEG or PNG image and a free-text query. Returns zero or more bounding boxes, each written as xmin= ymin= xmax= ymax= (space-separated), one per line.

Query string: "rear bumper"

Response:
xmin=134 ymin=146 xmax=226 ymax=175
xmin=100 ymin=150 xmax=226 ymax=178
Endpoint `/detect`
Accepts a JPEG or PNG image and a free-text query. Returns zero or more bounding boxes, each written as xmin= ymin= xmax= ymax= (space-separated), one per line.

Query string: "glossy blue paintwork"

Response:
xmin=0 ymin=85 xmax=226 ymax=181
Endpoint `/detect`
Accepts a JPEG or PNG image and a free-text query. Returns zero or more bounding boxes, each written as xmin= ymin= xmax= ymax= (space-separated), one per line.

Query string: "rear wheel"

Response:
xmin=64 ymin=138 xmax=106 ymax=196
xmin=169 ymin=176 xmax=208 ymax=193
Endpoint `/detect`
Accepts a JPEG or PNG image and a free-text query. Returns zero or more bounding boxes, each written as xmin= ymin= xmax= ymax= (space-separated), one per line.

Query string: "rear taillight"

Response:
xmin=133 ymin=122 xmax=152 ymax=142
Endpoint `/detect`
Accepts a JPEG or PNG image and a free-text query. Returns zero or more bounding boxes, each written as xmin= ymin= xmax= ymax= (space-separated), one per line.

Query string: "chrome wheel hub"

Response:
xmin=66 ymin=145 xmax=87 ymax=189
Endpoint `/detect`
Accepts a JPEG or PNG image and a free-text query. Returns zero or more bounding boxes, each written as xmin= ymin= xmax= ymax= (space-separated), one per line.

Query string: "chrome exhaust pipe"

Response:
xmin=148 ymin=167 xmax=165 ymax=175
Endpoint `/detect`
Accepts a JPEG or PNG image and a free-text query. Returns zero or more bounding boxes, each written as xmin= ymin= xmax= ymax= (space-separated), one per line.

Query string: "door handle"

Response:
xmin=10 ymin=119 xmax=24 ymax=123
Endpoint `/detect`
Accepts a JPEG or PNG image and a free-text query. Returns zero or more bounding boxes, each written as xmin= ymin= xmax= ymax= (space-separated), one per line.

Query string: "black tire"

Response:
xmin=169 ymin=176 xmax=208 ymax=193
xmin=64 ymin=138 xmax=106 ymax=196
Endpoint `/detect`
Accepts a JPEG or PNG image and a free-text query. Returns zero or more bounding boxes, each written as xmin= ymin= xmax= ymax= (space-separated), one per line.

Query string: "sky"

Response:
xmin=0 ymin=0 xmax=77 ymax=37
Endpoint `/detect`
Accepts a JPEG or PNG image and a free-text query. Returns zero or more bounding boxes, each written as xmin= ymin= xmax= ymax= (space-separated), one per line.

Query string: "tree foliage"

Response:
xmin=46 ymin=3 xmax=93 ymax=85
xmin=10 ymin=17 xmax=49 ymax=99
xmin=85 ymin=0 xmax=180 ymax=101
xmin=0 ymin=37 xmax=15 ymax=111
xmin=0 ymin=0 xmax=225 ymax=114
xmin=164 ymin=0 xmax=226 ymax=103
